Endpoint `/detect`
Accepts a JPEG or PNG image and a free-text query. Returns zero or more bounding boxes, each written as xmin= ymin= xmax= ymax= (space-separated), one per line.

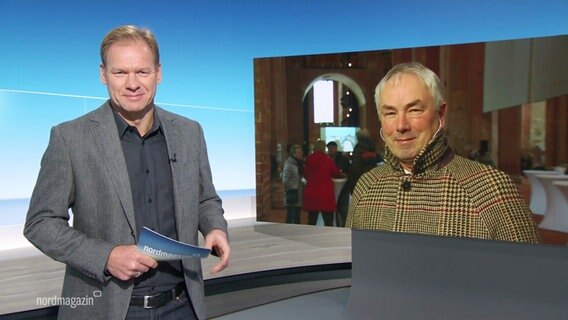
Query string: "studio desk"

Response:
xmin=2 ymin=219 xmax=568 ymax=320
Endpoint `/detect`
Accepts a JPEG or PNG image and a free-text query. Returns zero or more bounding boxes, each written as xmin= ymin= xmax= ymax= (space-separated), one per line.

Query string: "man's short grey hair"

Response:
xmin=374 ymin=62 xmax=445 ymax=117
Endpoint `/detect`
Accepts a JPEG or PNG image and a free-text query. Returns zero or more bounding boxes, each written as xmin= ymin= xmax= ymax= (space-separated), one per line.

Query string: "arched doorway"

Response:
xmin=301 ymin=73 xmax=367 ymax=152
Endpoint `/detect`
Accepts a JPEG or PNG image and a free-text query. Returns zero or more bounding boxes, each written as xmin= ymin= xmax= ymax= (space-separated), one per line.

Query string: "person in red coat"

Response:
xmin=303 ymin=140 xmax=343 ymax=226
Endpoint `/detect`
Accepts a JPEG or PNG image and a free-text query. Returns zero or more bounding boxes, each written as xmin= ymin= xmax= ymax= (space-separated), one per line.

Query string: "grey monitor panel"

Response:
xmin=346 ymin=229 xmax=568 ymax=320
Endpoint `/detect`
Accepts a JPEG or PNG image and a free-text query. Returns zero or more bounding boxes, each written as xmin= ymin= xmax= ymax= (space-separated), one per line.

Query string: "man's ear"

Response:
xmin=156 ymin=64 xmax=162 ymax=84
xmin=100 ymin=64 xmax=107 ymax=84
xmin=438 ymin=102 xmax=448 ymax=126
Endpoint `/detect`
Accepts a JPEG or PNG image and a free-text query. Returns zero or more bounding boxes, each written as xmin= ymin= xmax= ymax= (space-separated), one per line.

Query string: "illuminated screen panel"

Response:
xmin=313 ymin=80 xmax=335 ymax=124
xmin=320 ymin=127 xmax=358 ymax=153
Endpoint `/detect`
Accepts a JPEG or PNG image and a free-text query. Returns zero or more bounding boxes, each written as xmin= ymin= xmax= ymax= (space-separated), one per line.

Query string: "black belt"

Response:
xmin=130 ymin=282 xmax=186 ymax=309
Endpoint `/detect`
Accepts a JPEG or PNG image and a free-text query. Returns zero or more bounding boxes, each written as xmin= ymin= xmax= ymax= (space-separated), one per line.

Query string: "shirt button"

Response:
xmin=146 ymin=169 xmax=150 ymax=174
xmin=148 ymin=198 xmax=152 ymax=203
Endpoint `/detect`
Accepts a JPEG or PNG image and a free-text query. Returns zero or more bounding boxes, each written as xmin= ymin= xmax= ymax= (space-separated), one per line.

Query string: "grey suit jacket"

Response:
xmin=24 ymin=101 xmax=227 ymax=320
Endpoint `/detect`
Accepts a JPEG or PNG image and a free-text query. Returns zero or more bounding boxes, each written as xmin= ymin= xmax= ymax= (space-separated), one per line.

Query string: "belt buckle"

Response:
xmin=143 ymin=294 xmax=157 ymax=309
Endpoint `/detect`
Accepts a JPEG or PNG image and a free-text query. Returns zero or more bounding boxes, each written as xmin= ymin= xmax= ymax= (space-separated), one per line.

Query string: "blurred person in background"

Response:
xmin=303 ymin=140 xmax=343 ymax=226
xmin=282 ymin=144 xmax=304 ymax=224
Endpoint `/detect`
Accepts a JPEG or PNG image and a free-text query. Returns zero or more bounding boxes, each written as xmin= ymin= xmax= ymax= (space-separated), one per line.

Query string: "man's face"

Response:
xmin=327 ymin=145 xmax=337 ymax=155
xmin=378 ymin=73 xmax=446 ymax=170
xmin=100 ymin=40 xmax=161 ymax=118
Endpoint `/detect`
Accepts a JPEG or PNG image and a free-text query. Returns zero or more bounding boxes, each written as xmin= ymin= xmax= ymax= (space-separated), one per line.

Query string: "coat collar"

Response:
xmin=384 ymin=130 xmax=454 ymax=176
xmin=88 ymin=102 xmax=137 ymax=236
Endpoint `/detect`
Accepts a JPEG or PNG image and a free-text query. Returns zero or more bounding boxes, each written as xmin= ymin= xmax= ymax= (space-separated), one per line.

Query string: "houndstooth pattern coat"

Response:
xmin=347 ymin=131 xmax=540 ymax=243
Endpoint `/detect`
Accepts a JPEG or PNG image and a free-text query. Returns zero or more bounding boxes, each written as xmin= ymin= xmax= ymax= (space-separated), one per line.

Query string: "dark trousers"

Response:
xmin=286 ymin=206 xmax=301 ymax=224
xmin=335 ymin=186 xmax=350 ymax=227
xmin=308 ymin=211 xmax=334 ymax=226
xmin=126 ymin=291 xmax=197 ymax=320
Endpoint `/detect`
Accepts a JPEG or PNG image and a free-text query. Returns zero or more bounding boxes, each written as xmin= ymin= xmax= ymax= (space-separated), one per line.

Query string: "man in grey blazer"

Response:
xmin=24 ymin=25 xmax=230 ymax=320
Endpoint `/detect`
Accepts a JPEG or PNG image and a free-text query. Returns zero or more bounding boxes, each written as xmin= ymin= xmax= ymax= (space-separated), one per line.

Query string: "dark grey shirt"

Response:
xmin=112 ymin=106 xmax=184 ymax=295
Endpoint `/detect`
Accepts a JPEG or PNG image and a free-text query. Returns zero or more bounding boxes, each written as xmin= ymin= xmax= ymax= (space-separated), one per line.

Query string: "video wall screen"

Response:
xmin=321 ymin=127 xmax=358 ymax=153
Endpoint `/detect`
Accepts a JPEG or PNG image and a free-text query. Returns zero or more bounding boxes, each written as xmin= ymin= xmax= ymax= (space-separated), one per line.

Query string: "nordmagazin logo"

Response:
xmin=36 ymin=291 xmax=101 ymax=308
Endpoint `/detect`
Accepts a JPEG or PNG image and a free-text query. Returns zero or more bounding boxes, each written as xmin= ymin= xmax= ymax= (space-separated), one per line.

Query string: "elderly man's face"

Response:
xmin=378 ymin=73 xmax=446 ymax=171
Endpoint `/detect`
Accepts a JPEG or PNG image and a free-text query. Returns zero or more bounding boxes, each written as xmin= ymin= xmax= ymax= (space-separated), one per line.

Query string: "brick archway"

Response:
xmin=302 ymin=73 xmax=368 ymax=126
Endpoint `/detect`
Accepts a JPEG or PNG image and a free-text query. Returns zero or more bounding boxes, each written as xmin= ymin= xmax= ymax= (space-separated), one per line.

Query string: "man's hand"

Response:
xmin=203 ymin=229 xmax=230 ymax=274
xmin=105 ymin=245 xmax=158 ymax=281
